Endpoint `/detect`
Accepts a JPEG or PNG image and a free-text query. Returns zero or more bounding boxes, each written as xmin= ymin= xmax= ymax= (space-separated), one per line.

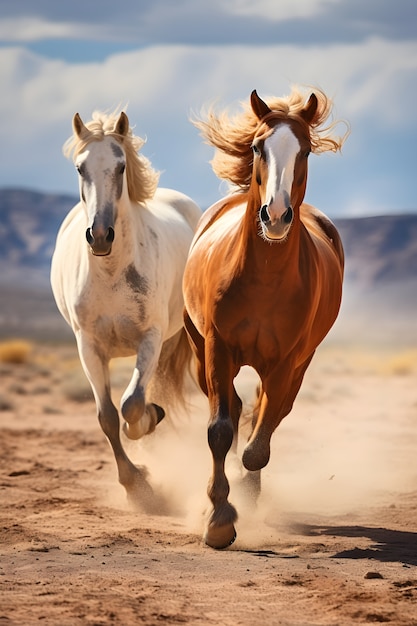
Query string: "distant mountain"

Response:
xmin=0 ymin=188 xmax=76 ymax=289
xmin=336 ymin=214 xmax=417 ymax=286
xmin=0 ymin=188 xmax=415 ymax=342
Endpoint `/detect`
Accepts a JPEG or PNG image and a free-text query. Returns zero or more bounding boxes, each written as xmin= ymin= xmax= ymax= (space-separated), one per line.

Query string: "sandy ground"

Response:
xmin=1 ymin=339 xmax=417 ymax=626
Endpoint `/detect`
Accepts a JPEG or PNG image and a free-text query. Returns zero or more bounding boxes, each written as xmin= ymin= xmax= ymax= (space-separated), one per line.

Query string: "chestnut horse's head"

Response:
xmin=192 ymin=86 xmax=348 ymax=244
xmin=250 ymin=90 xmax=318 ymax=242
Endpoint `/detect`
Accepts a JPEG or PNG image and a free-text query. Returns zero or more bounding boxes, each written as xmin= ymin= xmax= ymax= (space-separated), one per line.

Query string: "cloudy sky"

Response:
xmin=0 ymin=0 xmax=416 ymax=217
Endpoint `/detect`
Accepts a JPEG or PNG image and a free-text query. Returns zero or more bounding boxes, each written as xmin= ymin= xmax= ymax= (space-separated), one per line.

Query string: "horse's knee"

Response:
xmin=121 ymin=386 xmax=145 ymax=424
xmin=208 ymin=417 xmax=234 ymax=459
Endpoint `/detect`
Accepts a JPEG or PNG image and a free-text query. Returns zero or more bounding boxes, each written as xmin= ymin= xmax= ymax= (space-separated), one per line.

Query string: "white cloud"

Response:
xmin=0 ymin=17 xmax=105 ymax=42
xmin=226 ymin=0 xmax=340 ymax=20
xmin=1 ymin=0 xmax=412 ymax=50
xmin=0 ymin=36 xmax=416 ymax=215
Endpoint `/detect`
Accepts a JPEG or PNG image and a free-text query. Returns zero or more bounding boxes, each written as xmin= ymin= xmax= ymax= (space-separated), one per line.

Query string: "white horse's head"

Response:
xmin=72 ymin=112 xmax=129 ymax=256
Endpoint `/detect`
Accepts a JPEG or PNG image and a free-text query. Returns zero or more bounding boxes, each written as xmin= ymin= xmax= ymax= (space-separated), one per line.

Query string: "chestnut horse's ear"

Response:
xmin=73 ymin=113 xmax=90 ymax=140
xmin=114 ymin=111 xmax=129 ymax=138
xmin=251 ymin=90 xmax=272 ymax=120
xmin=300 ymin=93 xmax=318 ymax=125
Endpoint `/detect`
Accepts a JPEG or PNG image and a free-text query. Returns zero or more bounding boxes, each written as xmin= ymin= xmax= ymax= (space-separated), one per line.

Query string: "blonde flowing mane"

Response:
xmin=63 ymin=109 xmax=159 ymax=203
xmin=193 ymin=86 xmax=349 ymax=190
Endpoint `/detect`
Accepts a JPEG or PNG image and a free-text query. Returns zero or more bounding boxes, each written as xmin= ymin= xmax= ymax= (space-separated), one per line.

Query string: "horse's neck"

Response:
xmin=240 ymin=199 xmax=301 ymax=275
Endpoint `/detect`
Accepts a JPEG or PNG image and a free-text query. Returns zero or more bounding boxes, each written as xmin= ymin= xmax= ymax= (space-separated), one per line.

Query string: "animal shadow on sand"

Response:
xmin=240 ymin=525 xmax=417 ymax=567
xmin=297 ymin=524 xmax=417 ymax=567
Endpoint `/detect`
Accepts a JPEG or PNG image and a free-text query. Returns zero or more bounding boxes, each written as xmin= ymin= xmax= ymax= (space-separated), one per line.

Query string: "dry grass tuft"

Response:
xmin=382 ymin=349 xmax=417 ymax=376
xmin=0 ymin=394 xmax=14 ymax=411
xmin=0 ymin=340 xmax=33 ymax=364
xmin=60 ymin=368 xmax=94 ymax=403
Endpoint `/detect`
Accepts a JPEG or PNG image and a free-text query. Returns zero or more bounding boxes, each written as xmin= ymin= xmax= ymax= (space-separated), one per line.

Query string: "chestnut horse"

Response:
xmin=51 ymin=110 xmax=201 ymax=511
xmin=183 ymin=87 xmax=348 ymax=548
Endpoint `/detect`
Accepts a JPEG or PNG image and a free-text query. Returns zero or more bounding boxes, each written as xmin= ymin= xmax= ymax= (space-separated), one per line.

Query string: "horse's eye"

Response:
xmin=119 ymin=163 xmax=126 ymax=175
xmin=252 ymin=144 xmax=261 ymax=156
xmin=76 ymin=163 xmax=84 ymax=176
xmin=304 ymin=149 xmax=311 ymax=158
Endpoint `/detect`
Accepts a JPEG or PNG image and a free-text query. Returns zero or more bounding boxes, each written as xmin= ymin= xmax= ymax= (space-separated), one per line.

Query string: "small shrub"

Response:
xmin=43 ymin=405 xmax=61 ymax=415
xmin=61 ymin=369 xmax=94 ymax=403
xmin=8 ymin=383 xmax=27 ymax=395
xmin=384 ymin=350 xmax=417 ymax=376
xmin=0 ymin=394 xmax=14 ymax=411
xmin=0 ymin=340 xmax=33 ymax=364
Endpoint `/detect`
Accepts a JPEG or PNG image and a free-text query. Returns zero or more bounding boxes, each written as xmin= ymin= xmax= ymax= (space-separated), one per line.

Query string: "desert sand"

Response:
xmin=1 ymin=335 xmax=417 ymax=625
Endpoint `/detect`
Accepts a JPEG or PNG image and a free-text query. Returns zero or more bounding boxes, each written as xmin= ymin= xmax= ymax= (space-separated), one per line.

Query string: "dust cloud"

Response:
xmin=104 ymin=349 xmax=417 ymax=548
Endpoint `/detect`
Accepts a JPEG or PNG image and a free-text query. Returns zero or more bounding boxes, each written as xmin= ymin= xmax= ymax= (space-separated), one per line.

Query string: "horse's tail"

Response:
xmin=149 ymin=327 xmax=195 ymax=414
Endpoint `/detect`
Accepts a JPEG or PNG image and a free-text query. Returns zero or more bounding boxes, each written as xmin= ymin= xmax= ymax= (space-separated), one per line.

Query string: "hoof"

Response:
xmin=122 ymin=421 xmax=143 ymax=440
xmin=153 ymin=403 xmax=165 ymax=424
xmin=204 ymin=524 xmax=237 ymax=550
xmin=122 ymin=404 xmax=165 ymax=440
xmin=242 ymin=440 xmax=270 ymax=472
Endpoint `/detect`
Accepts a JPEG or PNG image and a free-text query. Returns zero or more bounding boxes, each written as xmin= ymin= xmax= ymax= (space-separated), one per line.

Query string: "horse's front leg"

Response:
xmin=204 ymin=332 xmax=239 ymax=549
xmin=242 ymin=355 xmax=314 ymax=473
xmin=76 ymin=334 xmax=154 ymax=504
xmin=121 ymin=327 xmax=165 ymax=440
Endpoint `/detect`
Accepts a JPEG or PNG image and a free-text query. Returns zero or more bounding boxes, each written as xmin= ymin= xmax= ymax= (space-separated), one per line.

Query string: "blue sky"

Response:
xmin=0 ymin=0 xmax=416 ymax=217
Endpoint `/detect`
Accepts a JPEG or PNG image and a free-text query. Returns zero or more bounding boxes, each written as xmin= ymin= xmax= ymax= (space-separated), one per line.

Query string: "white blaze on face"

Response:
xmin=263 ymin=124 xmax=300 ymax=222
xmin=75 ymin=138 xmax=122 ymax=230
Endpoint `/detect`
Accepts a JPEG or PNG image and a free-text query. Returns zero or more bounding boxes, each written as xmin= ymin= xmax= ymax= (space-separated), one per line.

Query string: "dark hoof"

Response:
xmin=242 ymin=441 xmax=270 ymax=472
xmin=152 ymin=403 xmax=165 ymax=424
xmin=204 ymin=524 xmax=237 ymax=550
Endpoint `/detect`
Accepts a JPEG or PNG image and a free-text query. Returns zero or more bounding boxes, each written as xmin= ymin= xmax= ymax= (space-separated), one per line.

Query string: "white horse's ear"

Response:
xmin=250 ymin=90 xmax=271 ymax=120
xmin=114 ymin=112 xmax=129 ymax=138
xmin=300 ymin=93 xmax=318 ymax=125
xmin=73 ymin=113 xmax=90 ymax=139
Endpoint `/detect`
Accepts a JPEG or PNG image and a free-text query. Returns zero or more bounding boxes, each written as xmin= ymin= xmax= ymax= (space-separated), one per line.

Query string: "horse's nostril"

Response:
xmin=86 ymin=228 xmax=94 ymax=245
xmin=260 ymin=205 xmax=270 ymax=223
xmin=106 ymin=227 xmax=115 ymax=243
xmin=283 ymin=206 xmax=293 ymax=224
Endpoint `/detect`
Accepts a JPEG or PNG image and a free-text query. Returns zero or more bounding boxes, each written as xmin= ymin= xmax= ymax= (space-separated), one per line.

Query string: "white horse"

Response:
xmin=51 ymin=109 xmax=201 ymax=510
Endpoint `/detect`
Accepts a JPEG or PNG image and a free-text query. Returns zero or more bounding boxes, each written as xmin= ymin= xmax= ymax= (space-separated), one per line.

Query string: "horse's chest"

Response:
xmin=74 ymin=266 xmax=153 ymax=335
xmin=215 ymin=283 xmax=308 ymax=363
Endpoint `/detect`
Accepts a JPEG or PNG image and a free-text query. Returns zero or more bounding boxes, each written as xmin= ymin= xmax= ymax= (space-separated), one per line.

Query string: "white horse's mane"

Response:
xmin=63 ymin=108 xmax=160 ymax=203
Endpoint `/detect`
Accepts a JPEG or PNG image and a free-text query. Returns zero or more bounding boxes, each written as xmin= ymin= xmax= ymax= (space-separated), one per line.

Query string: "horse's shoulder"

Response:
xmin=300 ymin=203 xmax=344 ymax=265
xmin=56 ymin=203 xmax=84 ymax=237
xmin=151 ymin=188 xmax=202 ymax=231
xmin=194 ymin=193 xmax=246 ymax=241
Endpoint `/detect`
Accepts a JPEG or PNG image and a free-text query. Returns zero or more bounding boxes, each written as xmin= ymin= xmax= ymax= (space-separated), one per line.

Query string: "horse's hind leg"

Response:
xmin=184 ymin=309 xmax=208 ymax=395
xmin=237 ymin=384 xmax=261 ymax=504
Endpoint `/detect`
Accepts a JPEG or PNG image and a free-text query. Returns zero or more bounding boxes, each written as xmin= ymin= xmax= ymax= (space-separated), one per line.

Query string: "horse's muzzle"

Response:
xmin=86 ymin=226 xmax=115 ymax=256
xmin=259 ymin=205 xmax=293 ymax=241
